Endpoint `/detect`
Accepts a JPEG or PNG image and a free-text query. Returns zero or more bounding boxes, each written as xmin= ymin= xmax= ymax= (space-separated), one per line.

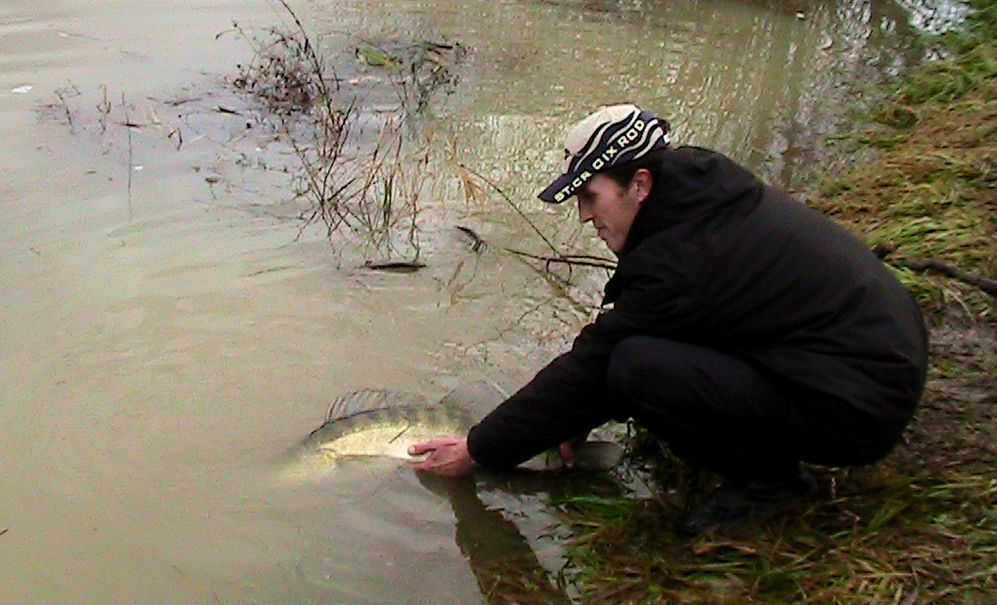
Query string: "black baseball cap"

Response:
xmin=538 ymin=104 xmax=671 ymax=204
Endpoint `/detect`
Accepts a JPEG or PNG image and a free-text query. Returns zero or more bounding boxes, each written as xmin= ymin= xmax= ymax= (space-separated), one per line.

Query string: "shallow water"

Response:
xmin=0 ymin=0 xmax=943 ymax=602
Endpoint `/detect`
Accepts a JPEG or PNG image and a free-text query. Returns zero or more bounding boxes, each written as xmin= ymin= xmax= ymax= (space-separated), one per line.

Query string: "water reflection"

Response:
xmin=432 ymin=0 xmax=927 ymax=198
xmin=418 ymin=474 xmax=573 ymax=604
xmin=417 ymin=469 xmax=626 ymax=604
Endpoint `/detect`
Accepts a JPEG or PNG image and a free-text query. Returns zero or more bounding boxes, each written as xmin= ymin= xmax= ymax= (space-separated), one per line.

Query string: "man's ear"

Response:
xmin=631 ymin=168 xmax=653 ymax=204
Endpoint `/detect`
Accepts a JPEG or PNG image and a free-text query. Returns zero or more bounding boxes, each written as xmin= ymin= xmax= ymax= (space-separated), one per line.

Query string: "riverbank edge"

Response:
xmin=496 ymin=2 xmax=995 ymax=604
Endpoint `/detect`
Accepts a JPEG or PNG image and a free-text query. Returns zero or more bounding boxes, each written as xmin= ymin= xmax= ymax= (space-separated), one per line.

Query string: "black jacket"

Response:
xmin=467 ymin=147 xmax=928 ymax=470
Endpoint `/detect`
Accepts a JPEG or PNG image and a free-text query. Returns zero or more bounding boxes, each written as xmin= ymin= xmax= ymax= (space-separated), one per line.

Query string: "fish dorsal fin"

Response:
xmin=437 ymin=380 xmax=507 ymax=423
xmin=325 ymin=389 xmax=429 ymax=422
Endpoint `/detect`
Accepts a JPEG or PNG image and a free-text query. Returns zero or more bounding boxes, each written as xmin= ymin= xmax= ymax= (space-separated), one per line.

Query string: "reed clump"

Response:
xmin=227 ymin=1 xmax=464 ymax=260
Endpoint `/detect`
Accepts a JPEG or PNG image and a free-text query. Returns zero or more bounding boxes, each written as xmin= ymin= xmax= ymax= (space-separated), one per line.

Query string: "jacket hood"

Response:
xmin=620 ymin=146 xmax=765 ymax=255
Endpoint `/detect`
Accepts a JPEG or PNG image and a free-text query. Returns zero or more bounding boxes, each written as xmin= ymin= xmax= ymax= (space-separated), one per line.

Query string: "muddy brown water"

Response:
xmin=0 ymin=0 xmax=954 ymax=603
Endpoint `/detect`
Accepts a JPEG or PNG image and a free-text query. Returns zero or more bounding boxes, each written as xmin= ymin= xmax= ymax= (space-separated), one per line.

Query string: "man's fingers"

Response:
xmin=407 ymin=437 xmax=457 ymax=456
xmin=559 ymin=442 xmax=576 ymax=468
xmin=407 ymin=438 xmax=474 ymax=478
xmin=407 ymin=442 xmax=435 ymax=456
xmin=408 ymin=454 xmax=450 ymax=474
xmin=408 ymin=458 xmax=433 ymax=472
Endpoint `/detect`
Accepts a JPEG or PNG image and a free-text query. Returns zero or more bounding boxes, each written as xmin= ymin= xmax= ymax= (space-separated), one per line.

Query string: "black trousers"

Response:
xmin=606 ymin=336 xmax=908 ymax=484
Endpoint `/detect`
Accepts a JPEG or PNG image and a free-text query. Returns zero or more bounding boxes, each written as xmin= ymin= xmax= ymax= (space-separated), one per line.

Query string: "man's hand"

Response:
xmin=559 ymin=433 xmax=591 ymax=469
xmin=408 ymin=437 xmax=475 ymax=478
xmin=559 ymin=441 xmax=577 ymax=469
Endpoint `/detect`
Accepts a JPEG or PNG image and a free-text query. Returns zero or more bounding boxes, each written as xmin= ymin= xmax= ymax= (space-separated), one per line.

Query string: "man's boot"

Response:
xmin=678 ymin=467 xmax=816 ymax=536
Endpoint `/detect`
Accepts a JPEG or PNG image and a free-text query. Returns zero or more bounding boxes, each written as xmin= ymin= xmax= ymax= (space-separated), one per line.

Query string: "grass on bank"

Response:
xmin=811 ymin=0 xmax=995 ymax=323
xmin=484 ymin=3 xmax=996 ymax=604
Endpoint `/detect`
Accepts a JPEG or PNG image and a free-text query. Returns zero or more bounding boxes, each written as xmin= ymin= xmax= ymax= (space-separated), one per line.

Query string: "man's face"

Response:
xmin=576 ymin=173 xmax=645 ymax=254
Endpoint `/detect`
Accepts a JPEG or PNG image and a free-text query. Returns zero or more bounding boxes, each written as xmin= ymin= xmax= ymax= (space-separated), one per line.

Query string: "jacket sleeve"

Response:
xmin=467 ymin=259 xmax=698 ymax=470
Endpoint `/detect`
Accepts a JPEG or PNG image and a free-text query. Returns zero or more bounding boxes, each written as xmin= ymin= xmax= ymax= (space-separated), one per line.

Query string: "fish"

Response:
xmin=278 ymin=381 xmax=624 ymax=482
xmin=302 ymin=391 xmax=474 ymax=460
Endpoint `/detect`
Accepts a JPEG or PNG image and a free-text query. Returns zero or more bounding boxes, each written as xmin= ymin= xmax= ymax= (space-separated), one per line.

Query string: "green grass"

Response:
xmin=811 ymin=0 xmax=996 ymax=323
xmin=548 ymin=416 xmax=995 ymax=604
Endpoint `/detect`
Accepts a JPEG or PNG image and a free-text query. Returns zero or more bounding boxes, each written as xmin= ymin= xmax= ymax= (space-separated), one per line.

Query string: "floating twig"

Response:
xmin=247 ymin=264 xmax=297 ymax=277
xmin=456 ymin=222 xmax=615 ymax=272
xmin=503 ymin=247 xmax=617 ymax=271
xmin=122 ymin=92 xmax=134 ymax=221
xmin=168 ymin=127 xmax=183 ymax=150
xmin=456 ymin=225 xmax=485 ymax=252
xmin=362 ymin=260 xmax=426 ymax=273
xmin=53 ymin=81 xmax=81 ymax=133
xmin=97 ymin=85 xmax=111 ymax=134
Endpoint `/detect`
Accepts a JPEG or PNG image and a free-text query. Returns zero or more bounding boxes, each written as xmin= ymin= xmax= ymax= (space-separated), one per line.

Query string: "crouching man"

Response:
xmin=410 ymin=104 xmax=927 ymax=535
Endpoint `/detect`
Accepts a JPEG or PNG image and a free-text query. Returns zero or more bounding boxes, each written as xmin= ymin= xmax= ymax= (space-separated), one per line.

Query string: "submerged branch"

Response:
xmin=455 ymin=225 xmax=485 ymax=252
xmin=502 ymin=247 xmax=617 ymax=271
xmin=457 ymin=163 xmax=560 ymax=257
xmin=454 ymin=224 xmax=616 ymax=271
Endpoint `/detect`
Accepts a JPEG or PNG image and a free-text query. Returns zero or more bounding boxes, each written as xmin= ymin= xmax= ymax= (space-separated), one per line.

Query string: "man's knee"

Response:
xmin=607 ymin=336 xmax=649 ymax=398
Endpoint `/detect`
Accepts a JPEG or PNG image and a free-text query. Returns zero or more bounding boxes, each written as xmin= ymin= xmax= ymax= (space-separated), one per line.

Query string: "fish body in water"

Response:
xmin=280 ymin=382 xmax=624 ymax=481
xmin=302 ymin=403 xmax=474 ymax=460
